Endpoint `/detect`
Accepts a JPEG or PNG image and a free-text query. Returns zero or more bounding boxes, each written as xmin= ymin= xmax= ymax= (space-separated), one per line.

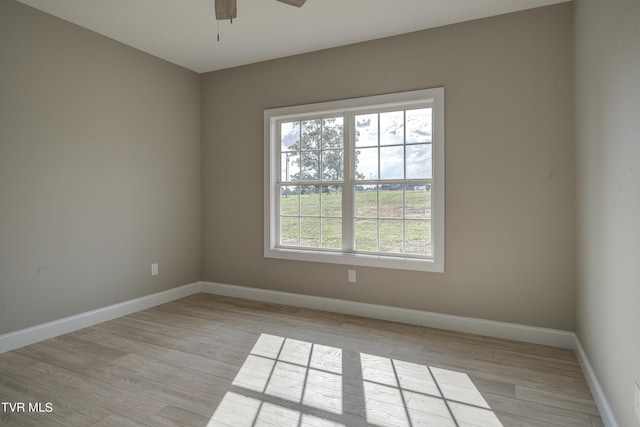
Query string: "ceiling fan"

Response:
xmin=215 ymin=0 xmax=307 ymax=21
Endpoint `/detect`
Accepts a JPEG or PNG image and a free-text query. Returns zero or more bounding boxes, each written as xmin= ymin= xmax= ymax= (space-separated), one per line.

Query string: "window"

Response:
xmin=264 ymin=88 xmax=444 ymax=272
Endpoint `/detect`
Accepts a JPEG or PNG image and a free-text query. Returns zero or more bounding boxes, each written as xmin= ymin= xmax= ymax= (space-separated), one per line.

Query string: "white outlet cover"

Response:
xmin=348 ymin=269 xmax=356 ymax=283
xmin=151 ymin=263 xmax=159 ymax=276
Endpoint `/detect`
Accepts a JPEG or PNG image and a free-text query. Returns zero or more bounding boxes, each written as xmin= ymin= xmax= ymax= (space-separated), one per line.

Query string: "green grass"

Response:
xmin=280 ymin=187 xmax=432 ymax=255
xmin=354 ymin=219 xmax=431 ymax=254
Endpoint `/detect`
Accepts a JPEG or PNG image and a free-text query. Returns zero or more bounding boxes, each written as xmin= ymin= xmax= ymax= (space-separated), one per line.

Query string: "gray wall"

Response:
xmin=0 ymin=1 xmax=578 ymax=339
xmin=575 ymin=0 xmax=640 ymax=425
xmin=202 ymin=4 xmax=576 ymax=330
xmin=0 ymin=0 xmax=202 ymax=335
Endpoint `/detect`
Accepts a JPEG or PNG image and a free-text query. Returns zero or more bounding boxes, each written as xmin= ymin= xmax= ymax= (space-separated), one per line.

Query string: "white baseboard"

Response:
xmin=574 ymin=337 xmax=620 ymax=427
xmin=0 ymin=282 xmax=202 ymax=353
xmin=201 ymin=281 xmax=576 ymax=349
xmin=2 ymin=279 xmax=615 ymax=424
xmin=0 ymin=280 xmax=576 ymax=352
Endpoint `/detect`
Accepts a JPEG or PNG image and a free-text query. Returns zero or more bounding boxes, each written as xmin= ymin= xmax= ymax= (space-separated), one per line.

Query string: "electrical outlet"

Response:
xmin=635 ymin=381 xmax=640 ymax=421
xmin=348 ymin=269 xmax=356 ymax=283
xmin=151 ymin=263 xmax=159 ymax=276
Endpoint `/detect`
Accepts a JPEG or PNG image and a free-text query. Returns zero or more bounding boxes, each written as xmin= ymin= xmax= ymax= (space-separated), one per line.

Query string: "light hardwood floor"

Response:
xmin=0 ymin=293 xmax=601 ymax=426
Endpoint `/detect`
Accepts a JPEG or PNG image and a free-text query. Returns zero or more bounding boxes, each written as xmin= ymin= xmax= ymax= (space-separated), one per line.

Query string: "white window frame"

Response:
xmin=264 ymin=88 xmax=444 ymax=272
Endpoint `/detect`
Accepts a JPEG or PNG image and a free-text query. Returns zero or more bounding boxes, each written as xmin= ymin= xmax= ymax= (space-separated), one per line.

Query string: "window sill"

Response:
xmin=264 ymin=247 xmax=444 ymax=273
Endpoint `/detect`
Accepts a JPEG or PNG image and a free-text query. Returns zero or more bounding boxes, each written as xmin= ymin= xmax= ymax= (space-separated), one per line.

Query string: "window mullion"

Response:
xmin=376 ymin=115 xmax=381 ymax=252
xmin=402 ymin=111 xmax=407 ymax=254
xmin=342 ymin=113 xmax=354 ymax=252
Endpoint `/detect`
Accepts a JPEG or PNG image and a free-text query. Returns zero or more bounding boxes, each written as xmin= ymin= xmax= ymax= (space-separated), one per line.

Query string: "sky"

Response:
xmin=280 ymin=108 xmax=433 ymax=182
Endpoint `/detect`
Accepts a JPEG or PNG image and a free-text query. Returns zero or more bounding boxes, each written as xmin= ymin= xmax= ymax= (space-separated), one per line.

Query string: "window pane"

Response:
xmin=380 ymin=146 xmax=404 ymax=180
xmin=355 ymin=114 xmax=378 ymax=147
xmin=300 ymin=217 xmax=320 ymax=247
xmin=406 ymin=108 xmax=432 ymax=143
xmin=301 ymin=119 xmax=322 ymax=150
xmin=379 ymin=220 xmax=403 ymax=253
xmin=280 ymin=186 xmax=299 ymax=216
xmin=354 ymin=185 xmax=377 ymax=218
xmin=405 ymin=220 xmax=431 ymax=256
xmin=355 ymin=219 xmax=378 ymax=252
xmin=281 ymin=152 xmax=299 ymax=182
xmin=322 ymin=149 xmax=343 ymax=181
xmin=321 ymin=187 xmax=342 ymax=217
xmin=379 ymin=186 xmax=403 ymax=218
xmin=406 ymin=144 xmax=432 ymax=179
xmin=380 ymin=111 xmax=404 ymax=146
xmin=280 ymin=217 xmax=299 ymax=246
xmin=322 ymin=117 xmax=343 ymax=149
xmin=321 ymin=218 xmax=341 ymax=249
xmin=405 ymin=185 xmax=431 ymax=219
xmin=355 ymin=147 xmax=378 ymax=180
xmin=299 ymin=150 xmax=320 ymax=181
xmin=281 ymin=121 xmax=300 ymax=152
xmin=301 ymin=186 xmax=320 ymax=216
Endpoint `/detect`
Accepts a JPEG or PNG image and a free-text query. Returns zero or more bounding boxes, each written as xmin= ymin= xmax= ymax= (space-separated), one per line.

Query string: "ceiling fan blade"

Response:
xmin=276 ymin=0 xmax=307 ymax=7
xmin=215 ymin=0 xmax=237 ymax=20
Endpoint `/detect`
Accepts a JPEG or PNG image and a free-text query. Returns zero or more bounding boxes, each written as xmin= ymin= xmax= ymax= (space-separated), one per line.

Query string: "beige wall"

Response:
xmin=575 ymin=0 xmax=640 ymax=425
xmin=202 ymin=4 xmax=576 ymax=330
xmin=0 ymin=1 xmax=202 ymax=335
xmin=0 ymin=1 xmax=577 ymax=338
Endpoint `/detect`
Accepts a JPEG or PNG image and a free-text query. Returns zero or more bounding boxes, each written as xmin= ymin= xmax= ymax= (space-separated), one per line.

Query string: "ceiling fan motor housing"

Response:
xmin=215 ymin=0 xmax=307 ymax=21
xmin=215 ymin=0 xmax=237 ymax=20
xmin=277 ymin=0 xmax=307 ymax=7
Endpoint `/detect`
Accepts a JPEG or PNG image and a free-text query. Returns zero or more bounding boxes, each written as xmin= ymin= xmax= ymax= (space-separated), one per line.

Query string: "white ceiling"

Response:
xmin=17 ymin=0 xmax=569 ymax=73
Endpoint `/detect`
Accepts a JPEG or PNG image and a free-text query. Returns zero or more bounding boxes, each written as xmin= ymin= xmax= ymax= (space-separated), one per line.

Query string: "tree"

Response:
xmin=284 ymin=117 xmax=364 ymax=187
xmin=289 ymin=118 xmax=342 ymax=182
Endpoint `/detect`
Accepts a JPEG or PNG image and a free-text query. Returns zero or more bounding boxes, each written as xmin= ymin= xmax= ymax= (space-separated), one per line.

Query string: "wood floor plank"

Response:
xmin=109 ymin=370 xmax=218 ymax=419
xmin=0 ymin=293 xmax=599 ymax=427
xmin=0 ymin=370 xmax=107 ymax=426
xmin=77 ymin=329 xmax=239 ymax=381
xmin=515 ymin=386 xmax=599 ymax=416
xmin=484 ymin=393 xmax=593 ymax=426
xmin=493 ymin=410 xmax=564 ymax=427
xmin=417 ymin=347 xmax=594 ymax=399
xmin=91 ymin=321 xmax=248 ymax=366
xmin=90 ymin=413 xmax=141 ymax=427
xmin=492 ymin=348 xmax=582 ymax=373
xmin=111 ymin=353 xmax=231 ymax=399
xmin=141 ymin=405 xmax=209 ymax=427
xmin=29 ymin=362 xmax=166 ymax=421
xmin=420 ymin=327 xmax=578 ymax=362
xmin=468 ymin=375 xmax=517 ymax=399
xmin=0 ymin=377 xmax=68 ymax=427
xmin=12 ymin=341 xmax=125 ymax=385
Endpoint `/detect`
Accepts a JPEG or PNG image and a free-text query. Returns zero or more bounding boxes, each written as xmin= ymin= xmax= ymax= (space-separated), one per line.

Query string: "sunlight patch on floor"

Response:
xmin=208 ymin=333 xmax=503 ymax=427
